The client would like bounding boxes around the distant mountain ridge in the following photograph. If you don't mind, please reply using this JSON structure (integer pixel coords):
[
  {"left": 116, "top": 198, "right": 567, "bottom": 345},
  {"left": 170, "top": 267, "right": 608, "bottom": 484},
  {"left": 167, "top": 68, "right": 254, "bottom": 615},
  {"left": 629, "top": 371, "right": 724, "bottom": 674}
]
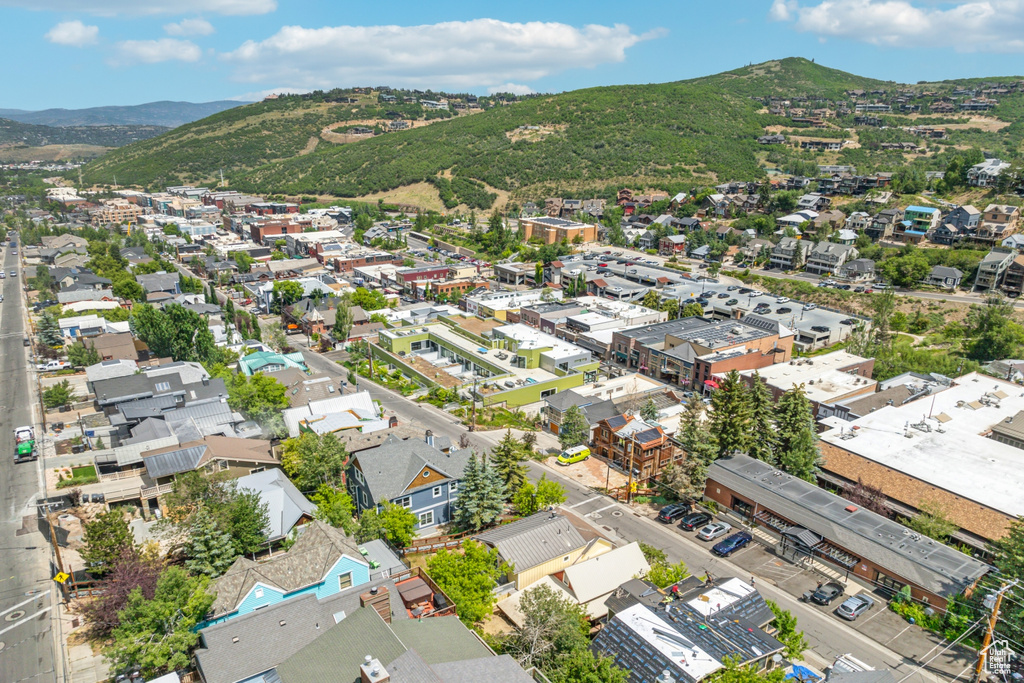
[{"left": 0, "top": 100, "right": 247, "bottom": 128}]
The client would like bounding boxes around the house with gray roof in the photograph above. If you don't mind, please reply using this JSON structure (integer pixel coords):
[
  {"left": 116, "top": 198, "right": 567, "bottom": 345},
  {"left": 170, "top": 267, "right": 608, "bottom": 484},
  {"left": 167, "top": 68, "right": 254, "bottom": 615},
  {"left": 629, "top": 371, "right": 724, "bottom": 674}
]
[
  {"left": 141, "top": 435, "right": 278, "bottom": 485},
  {"left": 770, "top": 236, "right": 812, "bottom": 270},
  {"left": 805, "top": 241, "right": 859, "bottom": 275},
  {"left": 234, "top": 468, "right": 316, "bottom": 542},
  {"left": 925, "top": 265, "right": 963, "bottom": 290},
  {"left": 837, "top": 258, "right": 875, "bottom": 282},
  {"left": 473, "top": 511, "right": 613, "bottom": 590},
  {"left": 348, "top": 432, "right": 470, "bottom": 532},
  {"left": 136, "top": 271, "right": 181, "bottom": 295}
]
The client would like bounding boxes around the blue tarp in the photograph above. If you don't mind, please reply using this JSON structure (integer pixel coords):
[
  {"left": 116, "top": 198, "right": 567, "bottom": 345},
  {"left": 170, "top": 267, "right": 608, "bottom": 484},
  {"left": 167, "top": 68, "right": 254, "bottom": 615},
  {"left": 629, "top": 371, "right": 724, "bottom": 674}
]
[{"left": 786, "top": 665, "right": 821, "bottom": 682}]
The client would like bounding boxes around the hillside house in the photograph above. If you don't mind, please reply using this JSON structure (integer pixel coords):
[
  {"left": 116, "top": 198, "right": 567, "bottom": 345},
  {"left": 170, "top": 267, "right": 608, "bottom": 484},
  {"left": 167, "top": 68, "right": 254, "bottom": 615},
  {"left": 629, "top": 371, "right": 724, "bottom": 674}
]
[
  {"left": 770, "top": 237, "right": 812, "bottom": 270},
  {"left": 804, "top": 242, "right": 859, "bottom": 276}
]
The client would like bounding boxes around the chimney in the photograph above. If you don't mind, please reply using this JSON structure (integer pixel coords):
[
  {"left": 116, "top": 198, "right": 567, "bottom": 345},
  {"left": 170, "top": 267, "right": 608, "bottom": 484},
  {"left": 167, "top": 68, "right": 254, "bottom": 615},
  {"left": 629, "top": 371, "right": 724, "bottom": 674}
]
[
  {"left": 360, "top": 656, "right": 390, "bottom": 683},
  {"left": 425, "top": 429, "right": 434, "bottom": 447}
]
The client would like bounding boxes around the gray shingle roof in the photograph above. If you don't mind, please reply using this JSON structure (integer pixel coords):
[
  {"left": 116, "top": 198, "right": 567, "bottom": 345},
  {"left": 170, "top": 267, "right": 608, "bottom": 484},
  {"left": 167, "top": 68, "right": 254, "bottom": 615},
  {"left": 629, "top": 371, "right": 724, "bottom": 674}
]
[
  {"left": 351, "top": 435, "right": 471, "bottom": 503},
  {"left": 473, "top": 512, "right": 588, "bottom": 572},
  {"left": 430, "top": 655, "right": 533, "bottom": 683},
  {"left": 234, "top": 469, "right": 316, "bottom": 541}
]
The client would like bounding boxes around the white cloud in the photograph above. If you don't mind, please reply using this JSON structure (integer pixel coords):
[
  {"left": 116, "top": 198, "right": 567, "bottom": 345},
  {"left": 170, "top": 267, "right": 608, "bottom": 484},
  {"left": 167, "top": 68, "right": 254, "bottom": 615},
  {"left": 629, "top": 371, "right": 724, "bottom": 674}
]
[
  {"left": 164, "top": 18, "right": 215, "bottom": 36},
  {"left": 45, "top": 19, "right": 99, "bottom": 46},
  {"left": 0, "top": 0, "right": 272, "bottom": 15},
  {"left": 221, "top": 19, "right": 657, "bottom": 91},
  {"left": 770, "top": 0, "right": 1024, "bottom": 52},
  {"left": 487, "top": 83, "right": 535, "bottom": 96},
  {"left": 113, "top": 38, "right": 202, "bottom": 64}
]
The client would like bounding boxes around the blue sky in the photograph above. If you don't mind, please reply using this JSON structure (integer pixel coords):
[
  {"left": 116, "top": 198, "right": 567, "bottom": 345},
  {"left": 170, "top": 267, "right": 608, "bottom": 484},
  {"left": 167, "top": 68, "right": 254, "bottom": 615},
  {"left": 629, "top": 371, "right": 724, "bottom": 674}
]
[{"left": 4, "top": 0, "right": 1024, "bottom": 110}]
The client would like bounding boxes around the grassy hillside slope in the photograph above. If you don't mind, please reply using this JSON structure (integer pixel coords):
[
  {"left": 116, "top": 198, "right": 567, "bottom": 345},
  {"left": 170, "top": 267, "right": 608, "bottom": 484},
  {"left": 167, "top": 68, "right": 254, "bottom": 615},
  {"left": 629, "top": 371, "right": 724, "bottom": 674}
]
[{"left": 82, "top": 58, "right": 1024, "bottom": 204}]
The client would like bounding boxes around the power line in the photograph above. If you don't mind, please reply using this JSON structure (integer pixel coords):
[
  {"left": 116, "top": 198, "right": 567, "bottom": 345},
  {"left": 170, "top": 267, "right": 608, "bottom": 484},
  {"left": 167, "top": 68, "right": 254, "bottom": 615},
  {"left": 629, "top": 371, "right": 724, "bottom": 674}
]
[{"left": 895, "top": 617, "right": 984, "bottom": 683}]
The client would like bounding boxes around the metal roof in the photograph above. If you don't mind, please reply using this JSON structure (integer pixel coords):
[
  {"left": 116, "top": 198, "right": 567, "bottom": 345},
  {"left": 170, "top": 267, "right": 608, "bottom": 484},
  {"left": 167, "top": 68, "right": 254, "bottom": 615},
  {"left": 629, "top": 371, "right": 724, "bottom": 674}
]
[
  {"left": 707, "top": 456, "right": 990, "bottom": 597},
  {"left": 473, "top": 512, "right": 588, "bottom": 572},
  {"left": 142, "top": 444, "right": 207, "bottom": 478}
]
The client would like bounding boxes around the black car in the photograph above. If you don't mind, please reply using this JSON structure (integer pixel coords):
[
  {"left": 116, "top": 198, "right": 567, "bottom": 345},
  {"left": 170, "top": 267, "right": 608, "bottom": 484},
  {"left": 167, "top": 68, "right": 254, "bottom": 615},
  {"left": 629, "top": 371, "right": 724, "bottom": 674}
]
[
  {"left": 727, "top": 285, "right": 740, "bottom": 291},
  {"left": 840, "top": 318, "right": 857, "bottom": 326},
  {"left": 696, "top": 298, "right": 710, "bottom": 306},
  {"left": 777, "top": 307, "right": 792, "bottom": 314},
  {"left": 678, "top": 511, "right": 713, "bottom": 531},
  {"left": 811, "top": 325, "right": 830, "bottom": 333},
  {"left": 738, "top": 287, "right": 752, "bottom": 294},
  {"left": 718, "top": 292, "right": 730, "bottom": 299},
  {"left": 657, "top": 503, "right": 691, "bottom": 523},
  {"left": 811, "top": 582, "right": 845, "bottom": 605}
]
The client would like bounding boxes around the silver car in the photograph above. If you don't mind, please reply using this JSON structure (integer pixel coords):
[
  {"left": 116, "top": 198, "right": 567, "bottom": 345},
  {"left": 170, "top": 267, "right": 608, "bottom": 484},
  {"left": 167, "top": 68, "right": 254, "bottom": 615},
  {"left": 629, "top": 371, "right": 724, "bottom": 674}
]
[
  {"left": 696, "top": 521, "right": 732, "bottom": 541},
  {"left": 836, "top": 594, "right": 875, "bottom": 620}
]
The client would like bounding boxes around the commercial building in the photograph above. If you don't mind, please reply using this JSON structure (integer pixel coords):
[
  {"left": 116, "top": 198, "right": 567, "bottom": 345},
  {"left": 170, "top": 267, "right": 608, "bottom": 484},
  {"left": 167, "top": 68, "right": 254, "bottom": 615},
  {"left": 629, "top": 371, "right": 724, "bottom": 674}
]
[
  {"left": 817, "top": 372, "right": 1024, "bottom": 552},
  {"left": 593, "top": 414, "right": 680, "bottom": 482},
  {"left": 740, "top": 351, "right": 876, "bottom": 416},
  {"left": 519, "top": 216, "right": 598, "bottom": 244},
  {"left": 462, "top": 288, "right": 562, "bottom": 321},
  {"left": 704, "top": 455, "right": 990, "bottom": 609}
]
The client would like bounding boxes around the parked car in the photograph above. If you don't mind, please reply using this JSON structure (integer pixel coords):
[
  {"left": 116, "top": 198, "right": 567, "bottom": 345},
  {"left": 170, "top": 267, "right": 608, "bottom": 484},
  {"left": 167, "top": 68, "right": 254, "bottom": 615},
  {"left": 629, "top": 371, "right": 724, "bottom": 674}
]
[
  {"left": 718, "top": 292, "right": 730, "bottom": 299},
  {"left": 803, "top": 303, "right": 817, "bottom": 310},
  {"left": 811, "top": 325, "right": 830, "bottom": 333},
  {"left": 712, "top": 531, "right": 753, "bottom": 556},
  {"left": 727, "top": 285, "right": 740, "bottom": 291},
  {"left": 678, "top": 511, "right": 713, "bottom": 531},
  {"left": 836, "top": 594, "right": 875, "bottom": 620},
  {"left": 840, "top": 318, "right": 857, "bottom": 326},
  {"left": 726, "top": 299, "right": 739, "bottom": 306},
  {"left": 696, "top": 521, "right": 732, "bottom": 541},
  {"left": 704, "top": 290, "right": 717, "bottom": 297},
  {"left": 776, "top": 297, "right": 790, "bottom": 304},
  {"left": 811, "top": 582, "right": 845, "bottom": 605},
  {"left": 37, "top": 360, "right": 71, "bottom": 372},
  {"left": 777, "top": 307, "right": 792, "bottom": 314},
  {"left": 738, "top": 287, "right": 752, "bottom": 294},
  {"left": 657, "top": 503, "right": 691, "bottom": 524},
  {"left": 749, "top": 291, "right": 763, "bottom": 297}
]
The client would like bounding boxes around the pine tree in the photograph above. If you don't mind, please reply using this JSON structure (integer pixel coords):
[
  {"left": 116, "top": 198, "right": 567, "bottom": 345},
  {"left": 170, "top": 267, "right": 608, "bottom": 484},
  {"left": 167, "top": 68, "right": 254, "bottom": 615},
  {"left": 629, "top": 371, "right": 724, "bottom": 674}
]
[
  {"left": 640, "top": 397, "right": 659, "bottom": 422},
  {"left": 184, "top": 508, "right": 238, "bottom": 577},
  {"left": 747, "top": 373, "right": 779, "bottom": 465},
  {"left": 37, "top": 311, "right": 63, "bottom": 347},
  {"left": 776, "top": 384, "right": 820, "bottom": 481},
  {"left": 453, "top": 453, "right": 505, "bottom": 531},
  {"left": 558, "top": 405, "right": 590, "bottom": 450},
  {"left": 678, "top": 397, "right": 718, "bottom": 467},
  {"left": 708, "top": 370, "right": 751, "bottom": 459},
  {"left": 491, "top": 430, "right": 528, "bottom": 494}
]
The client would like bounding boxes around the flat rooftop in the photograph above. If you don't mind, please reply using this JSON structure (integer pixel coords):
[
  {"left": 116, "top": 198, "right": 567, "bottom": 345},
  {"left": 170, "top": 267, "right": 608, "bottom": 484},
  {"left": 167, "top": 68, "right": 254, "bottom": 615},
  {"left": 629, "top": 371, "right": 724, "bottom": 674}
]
[
  {"left": 709, "top": 455, "right": 990, "bottom": 598},
  {"left": 493, "top": 322, "right": 586, "bottom": 357},
  {"left": 444, "top": 315, "right": 503, "bottom": 337},
  {"left": 742, "top": 351, "right": 876, "bottom": 403},
  {"left": 820, "top": 372, "right": 1024, "bottom": 518}
]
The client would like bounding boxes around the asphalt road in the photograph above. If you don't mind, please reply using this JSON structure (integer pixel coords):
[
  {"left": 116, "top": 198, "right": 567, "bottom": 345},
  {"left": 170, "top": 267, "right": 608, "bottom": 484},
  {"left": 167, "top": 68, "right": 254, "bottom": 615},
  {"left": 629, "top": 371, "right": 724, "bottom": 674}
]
[{"left": 0, "top": 246, "right": 57, "bottom": 683}]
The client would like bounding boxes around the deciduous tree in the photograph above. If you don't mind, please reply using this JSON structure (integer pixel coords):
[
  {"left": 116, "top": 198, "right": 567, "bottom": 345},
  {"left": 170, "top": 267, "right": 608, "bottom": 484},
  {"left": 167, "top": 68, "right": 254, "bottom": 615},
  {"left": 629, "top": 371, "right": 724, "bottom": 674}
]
[
  {"left": 903, "top": 501, "right": 958, "bottom": 543},
  {"left": 356, "top": 502, "right": 418, "bottom": 547},
  {"left": 281, "top": 431, "right": 349, "bottom": 491},
  {"left": 311, "top": 485, "right": 356, "bottom": 533},
  {"left": 427, "top": 541, "right": 507, "bottom": 625}
]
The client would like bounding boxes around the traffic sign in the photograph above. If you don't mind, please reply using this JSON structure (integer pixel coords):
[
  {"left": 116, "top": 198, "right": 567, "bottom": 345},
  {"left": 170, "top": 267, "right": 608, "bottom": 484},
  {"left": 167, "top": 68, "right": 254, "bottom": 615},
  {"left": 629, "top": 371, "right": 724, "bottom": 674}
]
[{"left": 53, "top": 572, "right": 70, "bottom": 584}]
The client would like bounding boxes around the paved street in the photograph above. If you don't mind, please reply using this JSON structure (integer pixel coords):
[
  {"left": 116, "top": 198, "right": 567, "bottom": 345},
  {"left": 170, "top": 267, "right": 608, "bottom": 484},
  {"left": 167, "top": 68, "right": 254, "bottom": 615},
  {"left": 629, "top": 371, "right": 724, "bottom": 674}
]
[{"left": 0, "top": 246, "right": 58, "bottom": 683}]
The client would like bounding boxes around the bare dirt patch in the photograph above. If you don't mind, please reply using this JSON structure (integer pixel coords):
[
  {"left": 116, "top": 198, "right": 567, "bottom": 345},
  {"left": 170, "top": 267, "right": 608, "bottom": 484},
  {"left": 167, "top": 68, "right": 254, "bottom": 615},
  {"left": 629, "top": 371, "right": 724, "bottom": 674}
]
[
  {"left": 298, "top": 136, "right": 319, "bottom": 155},
  {"left": 505, "top": 124, "right": 566, "bottom": 143}
]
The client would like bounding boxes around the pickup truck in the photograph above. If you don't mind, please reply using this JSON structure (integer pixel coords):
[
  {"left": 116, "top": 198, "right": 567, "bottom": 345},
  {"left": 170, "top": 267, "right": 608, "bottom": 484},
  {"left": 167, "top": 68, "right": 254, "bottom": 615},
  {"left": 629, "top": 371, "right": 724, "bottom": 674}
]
[
  {"left": 14, "top": 425, "right": 36, "bottom": 463},
  {"left": 36, "top": 360, "right": 72, "bottom": 372}
]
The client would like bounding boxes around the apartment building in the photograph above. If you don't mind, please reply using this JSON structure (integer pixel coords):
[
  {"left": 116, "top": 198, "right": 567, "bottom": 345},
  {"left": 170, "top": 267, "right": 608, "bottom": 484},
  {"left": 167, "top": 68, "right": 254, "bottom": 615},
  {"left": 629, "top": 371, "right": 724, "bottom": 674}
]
[{"left": 519, "top": 216, "right": 598, "bottom": 245}]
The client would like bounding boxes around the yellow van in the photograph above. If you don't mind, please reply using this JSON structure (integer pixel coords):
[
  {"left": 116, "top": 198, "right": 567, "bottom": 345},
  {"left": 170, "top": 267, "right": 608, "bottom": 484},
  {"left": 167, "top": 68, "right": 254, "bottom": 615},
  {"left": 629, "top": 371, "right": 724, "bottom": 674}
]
[{"left": 557, "top": 445, "right": 591, "bottom": 466}]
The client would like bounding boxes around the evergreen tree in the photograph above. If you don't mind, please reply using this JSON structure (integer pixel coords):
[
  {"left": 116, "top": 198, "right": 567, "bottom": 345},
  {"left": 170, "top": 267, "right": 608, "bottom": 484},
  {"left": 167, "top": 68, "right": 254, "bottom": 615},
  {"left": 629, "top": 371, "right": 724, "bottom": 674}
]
[
  {"left": 453, "top": 453, "right": 506, "bottom": 531},
  {"left": 249, "top": 312, "right": 262, "bottom": 341},
  {"left": 708, "top": 370, "right": 751, "bottom": 459},
  {"left": 746, "top": 373, "right": 779, "bottom": 465},
  {"left": 184, "top": 508, "right": 238, "bottom": 577},
  {"left": 37, "top": 311, "right": 63, "bottom": 347},
  {"left": 639, "top": 397, "right": 659, "bottom": 422},
  {"left": 491, "top": 430, "right": 528, "bottom": 494},
  {"left": 81, "top": 510, "right": 135, "bottom": 576},
  {"left": 678, "top": 397, "right": 718, "bottom": 467},
  {"left": 775, "top": 384, "right": 820, "bottom": 481}
]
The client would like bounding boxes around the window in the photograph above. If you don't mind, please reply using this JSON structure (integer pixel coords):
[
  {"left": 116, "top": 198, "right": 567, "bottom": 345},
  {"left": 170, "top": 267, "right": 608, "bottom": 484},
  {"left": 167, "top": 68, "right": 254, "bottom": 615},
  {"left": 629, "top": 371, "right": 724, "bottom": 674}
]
[
  {"left": 422, "top": 470, "right": 430, "bottom": 478},
  {"left": 875, "top": 570, "right": 906, "bottom": 595},
  {"left": 360, "top": 491, "right": 368, "bottom": 507},
  {"left": 450, "top": 481, "right": 458, "bottom": 492},
  {"left": 563, "top": 556, "right": 570, "bottom": 562},
  {"left": 154, "top": 381, "right": 171, "bottom": 392},
  {"left": 338, "top": 572, "right": 353, "bottom": 590},
  {"left": 419, "top": 511, "right": 434, "bottom": 527},
  {"left": 354, "top": 469, "right": 364, "bottom": 485},
  {"left": 396, "top": 496, "right": 412, "bottom": 509},
  {"left": 249, "top": 467, "right": 265, "bottom": 474},
  {"left": 254, "top": 588, "right": 264, "bottom": 598},
  {"left": 433, "top": 486, "right": 442, "bottom": 498},
  {"left": 411, "top": 341, "right": 423, "bottom": 351}
]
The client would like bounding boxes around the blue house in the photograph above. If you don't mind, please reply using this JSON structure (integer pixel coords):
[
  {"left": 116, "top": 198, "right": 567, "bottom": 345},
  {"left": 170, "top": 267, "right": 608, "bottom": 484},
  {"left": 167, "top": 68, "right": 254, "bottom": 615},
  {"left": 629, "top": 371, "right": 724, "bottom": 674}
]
[
  {"left": 348, "top": 431, "right": 470, "bottom": 532},
  {"left": 944, "top": 205, "right": 982, "bottom": 233},
  {"left": 201, "top": 520, "right": 403, "bottom": 627}
]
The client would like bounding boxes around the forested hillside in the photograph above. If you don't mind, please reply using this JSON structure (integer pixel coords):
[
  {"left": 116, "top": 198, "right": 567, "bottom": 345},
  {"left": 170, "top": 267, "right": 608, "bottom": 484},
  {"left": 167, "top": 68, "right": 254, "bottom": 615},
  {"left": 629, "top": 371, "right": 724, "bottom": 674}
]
[{"left": 80, "top": 58, "right": 1024, "bottom": 205}]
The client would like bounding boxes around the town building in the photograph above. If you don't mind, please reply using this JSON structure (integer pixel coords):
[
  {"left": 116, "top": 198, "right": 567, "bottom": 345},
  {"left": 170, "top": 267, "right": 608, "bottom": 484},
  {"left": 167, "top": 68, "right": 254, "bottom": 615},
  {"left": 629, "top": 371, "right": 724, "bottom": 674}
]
[
  {"left": 519, "top": 216, "right": 598, "bottom": 244},
  {"left": 594, "top": 414, "right": 680, "bottom": 483},
  {"left": 740, "top": 351, "right": 876, "bottom": 416}
]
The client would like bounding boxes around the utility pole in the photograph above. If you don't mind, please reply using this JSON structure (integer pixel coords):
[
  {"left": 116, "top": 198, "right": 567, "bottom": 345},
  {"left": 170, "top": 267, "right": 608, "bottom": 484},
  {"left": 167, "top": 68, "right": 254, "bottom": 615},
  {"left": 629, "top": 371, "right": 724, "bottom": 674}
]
[
  {"left": 975, "top": 581, "right": 1018, "bottom": 682},
  {"left": 469, "top": 373, "right": 478, "bottom": 432}
]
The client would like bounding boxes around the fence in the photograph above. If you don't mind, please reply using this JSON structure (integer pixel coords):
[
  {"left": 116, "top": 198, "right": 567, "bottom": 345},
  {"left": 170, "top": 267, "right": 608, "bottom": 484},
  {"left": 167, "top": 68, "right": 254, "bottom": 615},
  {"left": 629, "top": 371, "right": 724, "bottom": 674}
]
[{"left": 401, "top": 529, "right": 476, "bottom": 555}]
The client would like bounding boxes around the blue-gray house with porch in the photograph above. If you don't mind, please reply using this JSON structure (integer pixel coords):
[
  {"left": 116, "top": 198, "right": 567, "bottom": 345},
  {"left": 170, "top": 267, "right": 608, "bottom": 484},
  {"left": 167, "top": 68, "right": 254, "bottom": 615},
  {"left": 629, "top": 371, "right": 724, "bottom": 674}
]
[{"left": 347, "top": 431, "right": 470, "bottom": 532}]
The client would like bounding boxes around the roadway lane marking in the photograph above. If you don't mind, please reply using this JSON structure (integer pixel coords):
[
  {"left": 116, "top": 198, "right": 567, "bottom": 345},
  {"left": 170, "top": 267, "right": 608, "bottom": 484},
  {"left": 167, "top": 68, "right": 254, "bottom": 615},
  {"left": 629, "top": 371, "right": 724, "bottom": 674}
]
[
  {"left": 0, "top": 606, "right": 51, "bottom": 638},
  {"left": 884, "top": 623, "right": 912, "bottom": 646},
  {"left": 568, "top": 495, "right": 602, "bottom": 509},
  {"left": 0, "top": 592, "right": 47, "bottom": 620},
  {"left": 587, "top": 503, "right": 619, "bottom": 516}
]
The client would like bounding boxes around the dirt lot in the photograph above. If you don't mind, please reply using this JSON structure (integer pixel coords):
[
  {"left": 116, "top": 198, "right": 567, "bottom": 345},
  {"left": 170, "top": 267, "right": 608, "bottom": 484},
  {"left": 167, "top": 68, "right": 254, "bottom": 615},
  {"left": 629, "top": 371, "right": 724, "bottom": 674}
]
[{"left": 543, "top": 454, "right": 628, "bottom": 490}]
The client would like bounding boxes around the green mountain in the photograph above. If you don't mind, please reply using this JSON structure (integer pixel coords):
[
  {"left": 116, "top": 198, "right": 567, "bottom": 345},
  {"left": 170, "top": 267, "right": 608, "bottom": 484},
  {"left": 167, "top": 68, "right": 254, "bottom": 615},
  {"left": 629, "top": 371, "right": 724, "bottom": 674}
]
[
  {"left": 80, "top": 58, "right": 1024, "bottom": 207},
  {"left": 0, "top": 118, "right": 169, "bottom": 147}
]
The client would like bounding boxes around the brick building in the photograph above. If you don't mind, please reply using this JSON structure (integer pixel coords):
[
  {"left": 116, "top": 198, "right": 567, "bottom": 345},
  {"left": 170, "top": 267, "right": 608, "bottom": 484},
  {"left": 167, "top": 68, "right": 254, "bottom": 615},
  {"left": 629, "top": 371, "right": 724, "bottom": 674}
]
[{"left": 593, "top": 414, "right": 680, "bottom": 483}]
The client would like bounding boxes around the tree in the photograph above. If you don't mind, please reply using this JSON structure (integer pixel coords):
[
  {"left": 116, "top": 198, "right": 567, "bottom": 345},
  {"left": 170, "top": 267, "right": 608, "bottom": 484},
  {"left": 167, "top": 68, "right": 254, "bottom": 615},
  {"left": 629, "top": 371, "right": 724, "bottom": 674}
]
[
  {"left": 226, "top": 488, "right": 269, "bottom": 555},
  {"left": 678, "top": 397, "right": 718, "bottom": 472},
  {"left": 766, "top": 600, "right": 808, "bottom": 659},
  {"left": 37, "top": 310, "right": 63, "bottom": 347},
  {"left": 280, "top": 431, "right": 349, "bottom": 491},
  {"left": 513, "top": 475, "right": 567, "bottom": 516},
  {"left": 265, "top": 321, "right": 288, "bottom": 352},
  {"left": 351, "top": 287, "right": 388, "bottom": 311},
  {"left": 997, "top": 516, "right": 1024, "bottom": 579},
  {"left": 452, "top": 453, "right": 506, "bottom": 532},
  {"left": 81, "top": 510, "right": 135, "bottom": 577},
  {"left": 709, "top": 371, "right": 751, "bottom": 459},
  {"left": 544, "top": 648, "right": 628, "bottom": 683},
  {"left": 965, "top": 297, "right": 1024, "bottom": 362},
  {"left": 535, "top": 262, "right": 544, "bottom": 285},
  {"left": 681, "top": 302, "right": 705, "bottom": 318},
  {"left": 67, "top": 341, "right": 101, "bottom": 368},
  {"left": 558, "top": 405, "right": 589, "bottom": 450},
  {"left": 249, "top": 311, "right": 262, "bottom": 341},
  {"left": 501, "top": 583, "right": 590, "bottom": 669},
  {"left": 81, "top": 547, "right": 163, "bottom": 638},
  {"left": 184, "top": 508, "right": 238, "bottom": 577},
  {"left": 646, "top": 559, "right": 690, "bottom": 588},
  {"left": 228, "top": 373, "right": 290, "bottom": 438},
  {"left": 656, "top": 461, "right": 703, "bottom": 502},
  {"left": 356, "top": 502, "right": 418, "bottom": 547},
  {"left": 271, "top": 279, "right": 304, "bottom": 312},
  {"left": 105, "top": 567, "right": 214, "bottom": 679},
  {"left": 843, "top": 478, "right": 891, "bottom": 517},
  {"left": 491, "top": 430, "right": 528, "bottom": 493},
  {"left": 639, "top": 542, "right": 667, "bottom": 565},
  {"left": 746, "top": 374, "right": 779, "bottom": 465},
  {"left": 427, "top": 541, "right": 507, "bottom": 625},
  {"left": 232, "top": 250, "right": 254, "bottom": 273},
  {"left": 42, "top": 379, "right": 77, "bottom": 409},
  {"left": 775, "top": 385, "right": 819, "bottom": 481},
  {"left": 879, "top": 250, "right": 931, "bottom": 288},
  {"left": 903, "top": 501, "right": 958, "bottom": 543},
  {"left": 130, "top": 304, "right": 217, "bottom": 363},
  {"left": 333, "top": 294, "right": 354, "bottom": 342},
  {"left": 641, "top": 289, "right": 661, "bottom": 310},
  {"left": 311, "top": 485, "right": 356, "bottom": 533},
  {"left": 709, "top": 658, "right": 786, "bottom": 683}
]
